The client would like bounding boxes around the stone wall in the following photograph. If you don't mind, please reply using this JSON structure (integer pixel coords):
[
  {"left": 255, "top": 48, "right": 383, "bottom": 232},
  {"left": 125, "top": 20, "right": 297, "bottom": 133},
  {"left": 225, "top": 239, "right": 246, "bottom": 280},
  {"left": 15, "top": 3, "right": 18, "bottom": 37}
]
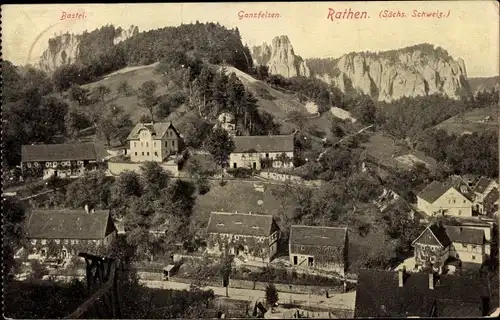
[{"left": 107, "top": 161, "right": 179, "bottom": 176}]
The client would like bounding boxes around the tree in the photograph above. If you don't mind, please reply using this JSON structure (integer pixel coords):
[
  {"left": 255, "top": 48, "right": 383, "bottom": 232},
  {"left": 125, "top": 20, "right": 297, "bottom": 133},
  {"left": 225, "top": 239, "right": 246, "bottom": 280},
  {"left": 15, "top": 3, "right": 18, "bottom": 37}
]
[
  {"left": 220, "top": 255, "right": 233, "bottom": 297},
  {"left": 138, "top": 80, "right": 159, "bottom": 121},
  {"left": 204, "top": 128, "right": 235, "bottom": 181},
  {"left": 65, "top": 170, "right": 113, "bottom": 208},
  {"left": 97, "top": 117, "right": 115, "bottom": 146},
  {"left": 68, "top": 84, "right": 89, "bottom": 105},
  {"left": 352, "top": 95, "right": 376, "bottom": 124},
  {"left": 139, "top": 161, "right": 171, "bottom": 196},
  {"left": 46, "top": 174, "right": 61, "bottom": 192},
  {"left": 117, "top": 80, "right": 134, "bottom": 96},
  {"left": 265, "top": 283, "right": 279, "bottom": 308},
  {"left": 65, "top": 109, "right": 92, "bottom": 138},
  {"left": 92, "top": 84, "right": 111, "bottom": 103},
  {"left": 3, "top": 197, "right": 27, "bottom": 276},
  {"left": 287, "top": 110, "right": 309, "bottom": 132}
]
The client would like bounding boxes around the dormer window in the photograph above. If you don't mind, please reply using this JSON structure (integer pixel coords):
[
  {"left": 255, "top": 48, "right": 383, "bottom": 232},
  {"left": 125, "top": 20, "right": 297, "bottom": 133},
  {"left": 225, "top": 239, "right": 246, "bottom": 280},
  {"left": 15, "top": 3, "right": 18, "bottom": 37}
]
[
  {"left": 234, "top": 222, "right": 242, "bottom": 225},
  {"left": 217, "top": 223, "right": 225, "bottom": 227}
]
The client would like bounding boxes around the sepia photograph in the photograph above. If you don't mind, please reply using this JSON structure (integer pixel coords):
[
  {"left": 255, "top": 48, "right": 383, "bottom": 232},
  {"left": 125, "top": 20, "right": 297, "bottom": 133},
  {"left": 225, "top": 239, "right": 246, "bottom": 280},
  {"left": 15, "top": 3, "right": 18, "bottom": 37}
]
[{"left": 2, "top": 1, "right": 499, "bottom": 318}]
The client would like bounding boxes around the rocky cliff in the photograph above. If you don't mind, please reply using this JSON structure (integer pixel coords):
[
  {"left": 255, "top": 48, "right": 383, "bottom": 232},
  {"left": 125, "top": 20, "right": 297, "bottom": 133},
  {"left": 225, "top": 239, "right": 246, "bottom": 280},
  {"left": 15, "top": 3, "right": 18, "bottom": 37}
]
[
  {"left": 38, "top": 25, "right": 139, "bottom": 73},
  {"left": 307, "top": 44, "right": 471, "bottom": 102},
  {"left": 251, "top": 35, "right": 310, "bottom": 78}
]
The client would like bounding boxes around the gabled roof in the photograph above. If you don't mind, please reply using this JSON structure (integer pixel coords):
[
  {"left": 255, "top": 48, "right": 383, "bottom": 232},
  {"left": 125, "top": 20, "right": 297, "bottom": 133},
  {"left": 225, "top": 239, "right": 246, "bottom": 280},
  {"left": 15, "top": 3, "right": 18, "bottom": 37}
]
[
  {"left": 127, "top": 122, "right": 178, "bottom": 140},
  {"left": 413, "top": 222, "right": 486, "bottom": 247},
  {"left": 289, "top": 225, "right": 347, "bottom": 247},
  {"left": 206, "top": 212, "right": 278, "bottom": 237},
  {"left": 417, "top": 176, "right": 475, "bottom": 204},
  {"left": 354, "top": 269, "right": 488, "bottom": 318},
  {"left": 417, "top": 181, "right": 449, "bottom": 203},
  {"left": 412, "top": 223, "right": 451, "bottom": 248},
  {"left": 21, "top": 143, "right": 97, "bottom": 162},
  {"left": 444, "top": 225, "right": 485, "bottom": 245},
  {"left": 232, "top": 135, "right": 294, "bottom": 153},
  {"left": 26, "top": 209, "right": 113, "bottom": 240},
  {"left": 474, "top": 177, "right": 495, "bottom": 194}
]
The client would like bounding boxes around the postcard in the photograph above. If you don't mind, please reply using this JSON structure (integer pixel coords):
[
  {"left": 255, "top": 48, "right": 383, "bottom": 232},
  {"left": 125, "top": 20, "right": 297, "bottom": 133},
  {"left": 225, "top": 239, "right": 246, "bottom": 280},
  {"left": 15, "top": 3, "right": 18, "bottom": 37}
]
[{"left": 2, "top": 2, "right": 499, "bottom": 319}]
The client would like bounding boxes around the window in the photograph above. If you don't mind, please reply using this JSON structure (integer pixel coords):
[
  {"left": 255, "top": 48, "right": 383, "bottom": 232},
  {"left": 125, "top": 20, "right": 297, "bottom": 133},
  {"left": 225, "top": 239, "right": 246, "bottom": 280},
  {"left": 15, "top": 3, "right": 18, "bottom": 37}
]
[
  {"left": 165, "top": 141, "right": 168, "bottom": 147},
  {"left": 141, "top": 142, "right": 143, "bottom": 147},
  {"left": 134, "top": 142, "right": 137, "bottom": 147},
  {"left": 142, "top": 152, "right": 145, "bottom": 156},
  {"left": 147, "top": 152, "right": 150, "bottom": 156},
  {"left": 463, "top": 200, "right": 466, "bottom": 203},
  {"left": 453, "top": 199, "right": 456, "bottom": 204},
  {"left": 155, "top": 152, "right": 158, "bottom": 156},
  {"left": 458, "top": 210, "right": 461, "bottom": 215},
  {"left": 472, "top": 255, "right": 476, "bottom": 260},
  {"left": 135, "top": 152, "right": 138, "bottom": 156},
  {"left": 462, "top": 244, "right": 467, "bottom": 248},
  {"left": 146, "top": 142, "right": 149, "bottom": 147},
  {"left": 171, "top": 141, "right": 175, "bottom": 147},
  {"left": 154, "top": 142, "right": 156, "bottom": 147}
]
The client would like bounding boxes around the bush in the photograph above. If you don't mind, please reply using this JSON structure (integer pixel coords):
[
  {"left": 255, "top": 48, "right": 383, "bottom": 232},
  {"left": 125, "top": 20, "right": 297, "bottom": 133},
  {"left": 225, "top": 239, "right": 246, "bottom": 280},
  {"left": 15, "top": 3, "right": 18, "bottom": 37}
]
[
  {"left": 226, "top": 167, "right": 254, "bottom": 178},
  {"left": 196, "top": 178, "right": 210, "bottom": 195}
]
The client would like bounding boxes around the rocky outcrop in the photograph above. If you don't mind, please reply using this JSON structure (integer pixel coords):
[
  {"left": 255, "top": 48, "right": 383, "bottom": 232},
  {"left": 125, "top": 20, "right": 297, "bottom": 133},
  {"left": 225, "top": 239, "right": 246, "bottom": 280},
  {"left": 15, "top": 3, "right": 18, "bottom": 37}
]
[
  {"left": 251, "top": 35, "right": 310, "bottom": 78},
  {"left": 309, "top": 44, "right": 471, "bottom": 102},
  {"left": 38, "top": 25, "right": 139, "bottom": 73}
]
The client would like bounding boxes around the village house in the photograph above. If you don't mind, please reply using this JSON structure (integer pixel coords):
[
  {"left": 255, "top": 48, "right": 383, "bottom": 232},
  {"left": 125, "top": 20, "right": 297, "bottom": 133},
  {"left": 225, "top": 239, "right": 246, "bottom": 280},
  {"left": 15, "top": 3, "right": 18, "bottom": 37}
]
[
  {"left": 127, "top": 122, "right": 184, "bottom": 163},
  {"left": 354, "top": 269, "right": 490, "bottom": 318},
  {"left": 21, "top": 143, "right": 98, "bottom": 180},
  {"left": 229, "top": 135, "right": 295, "bottom": 170},
  {"left": 472, "top": 177, "right": 499, "bottom": 215},
  {"left": 26, "top": 205, "right": 117, "bottom": 261},
  {"left": 206, "top": 212, "right": 280, "bottom": 263},
  {"left": 411, "top": 222, "right": 491, "bottom": 271},
  {"left": 288, "top": 225, "right": 348, "bottom": 276},
  {"left": 417, "top": 175, "right": 476, "bottom": 217}
]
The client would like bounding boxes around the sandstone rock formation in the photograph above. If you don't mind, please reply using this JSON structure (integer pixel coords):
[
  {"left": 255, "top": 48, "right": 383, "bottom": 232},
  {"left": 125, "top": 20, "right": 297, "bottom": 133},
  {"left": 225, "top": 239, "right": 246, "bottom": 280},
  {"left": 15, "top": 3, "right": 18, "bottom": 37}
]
[
  {"left": 38, "top": 25, "right": 139, "bottom": 73},
  {"left": 310, "top": 44, "right": 471, "bottom": 102},
  {"left": 251, "top": 35, "right": 310, "bottom": 78}
]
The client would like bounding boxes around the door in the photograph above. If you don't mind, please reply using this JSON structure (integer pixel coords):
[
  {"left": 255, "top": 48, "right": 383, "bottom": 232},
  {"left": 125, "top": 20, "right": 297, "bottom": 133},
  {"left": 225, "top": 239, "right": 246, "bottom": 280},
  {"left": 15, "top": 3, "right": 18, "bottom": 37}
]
[
  {"left": 293, "top": 256, "right": 298, "bottom": 265},
  {"left": 253, "top": 162, "right": 257, "bottom": 169},
  {"left": 308, "top": 257, "right": 314, "bottom": 267},
  {"left": 233, "top": 163, "right": 237, "bottom": 168}
]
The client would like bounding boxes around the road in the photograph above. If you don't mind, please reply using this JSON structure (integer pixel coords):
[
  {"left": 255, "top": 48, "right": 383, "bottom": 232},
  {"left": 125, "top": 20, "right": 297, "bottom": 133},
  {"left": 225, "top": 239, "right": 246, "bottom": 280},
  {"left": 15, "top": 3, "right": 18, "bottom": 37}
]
[{"left": 139, "top": 279, "right": 356, "bottom": 310}]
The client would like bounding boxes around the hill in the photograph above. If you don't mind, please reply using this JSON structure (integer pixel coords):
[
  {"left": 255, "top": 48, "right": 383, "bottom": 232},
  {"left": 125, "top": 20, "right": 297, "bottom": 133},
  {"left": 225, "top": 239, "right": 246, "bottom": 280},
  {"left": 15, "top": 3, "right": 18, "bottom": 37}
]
[
  {"left": 221, "top": 65, "right": 334, "bottom": 135},
  {"left": 433, "top": 105, "right": 498, "bottom": 135},
  {"left": 80, "top": 63, "right": 166, "bottom": 122},
  {"left": 468, "top": 76, "right": 500, "bottom": 93}
]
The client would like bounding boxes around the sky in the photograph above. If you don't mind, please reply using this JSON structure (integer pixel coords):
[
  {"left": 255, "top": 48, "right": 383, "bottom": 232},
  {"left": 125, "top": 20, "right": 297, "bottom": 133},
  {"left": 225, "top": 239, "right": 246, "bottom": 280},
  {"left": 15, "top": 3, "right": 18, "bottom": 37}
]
[{"left": 3, "top": 1, "right": 499, "bottom": 77}]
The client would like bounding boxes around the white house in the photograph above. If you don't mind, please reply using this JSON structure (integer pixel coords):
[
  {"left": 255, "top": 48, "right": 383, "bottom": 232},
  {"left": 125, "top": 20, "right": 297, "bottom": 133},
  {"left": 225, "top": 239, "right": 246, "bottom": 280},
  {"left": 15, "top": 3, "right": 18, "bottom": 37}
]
[{"left": 229, "top": 135, "right": 295, "bottom": 170}]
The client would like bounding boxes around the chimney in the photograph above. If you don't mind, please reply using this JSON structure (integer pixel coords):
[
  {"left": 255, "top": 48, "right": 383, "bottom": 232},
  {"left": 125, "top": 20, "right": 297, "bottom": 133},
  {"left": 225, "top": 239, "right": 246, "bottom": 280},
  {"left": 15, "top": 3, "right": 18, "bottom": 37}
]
[
  {"left": 84, "top": 204, "right": 89, "bottom": 213},
  {"left": 429, "top": 272, "right": 434, "bottom": 290}
]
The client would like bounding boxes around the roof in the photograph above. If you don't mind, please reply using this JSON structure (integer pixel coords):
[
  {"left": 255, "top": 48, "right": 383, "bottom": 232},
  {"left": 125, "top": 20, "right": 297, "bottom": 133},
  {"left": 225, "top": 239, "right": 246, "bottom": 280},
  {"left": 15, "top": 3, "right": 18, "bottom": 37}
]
[
  {"left": 474, "top": 177, "right": 494, "bottom": 194},
  {"left": 21, "top": 143, "right": 97, "bottom": 162},
  {"left": 417, "top": 176, "right": 475, "bottom": 204},
  {"left": 413, "top": 222, "right": 485, "bottom": 247},
  {"left": 26, "top": 209, "right": 112, "bottom": 240},
  {"left": 232, "top": 135, "right": 294, "bottom": 153},
  {"left": 354, "top": 269, "right": 488, "bottom": 318},
  {"left": 289, "top": 225, "right": 347, "bottom": 247},
  {"left": 444, "top": 225, "right": 485, "bottom": 245},
  {"left": 126, "top": 122, "right": 176, "bottom": 140},
  {"left": 206, "top": 212, "right": 278, "bottom": 237},
  {"left": 417, "top": 181, "right": 449, "bottom": 203}
]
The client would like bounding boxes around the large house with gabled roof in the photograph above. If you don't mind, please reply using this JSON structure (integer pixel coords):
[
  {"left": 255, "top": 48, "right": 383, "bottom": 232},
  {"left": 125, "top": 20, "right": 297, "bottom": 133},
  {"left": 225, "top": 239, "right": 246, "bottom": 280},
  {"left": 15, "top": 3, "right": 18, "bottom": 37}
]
[
  {"left": 412, "top": 221, "right": 491, "bottom": 270},
  {"left": 26, "top": 205, "right": 117, "bottom": 260},
  {"left": 127, "top": 122, "right": 184, "bottom": 162},
  {"left": 289, "top": 225, "right": 348, "bottom": 276},
  {"left": 417, "top": 175, "right": 476, "bottom": 217},
  {"left": 229, "top": 135, "right": 295, "bottom": 170},
  {"left": 21, "top": 143, "right": 98, "bottom": 179},
  {"left": 205, "top": 212, "right": 280, "bottom": 262}
]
